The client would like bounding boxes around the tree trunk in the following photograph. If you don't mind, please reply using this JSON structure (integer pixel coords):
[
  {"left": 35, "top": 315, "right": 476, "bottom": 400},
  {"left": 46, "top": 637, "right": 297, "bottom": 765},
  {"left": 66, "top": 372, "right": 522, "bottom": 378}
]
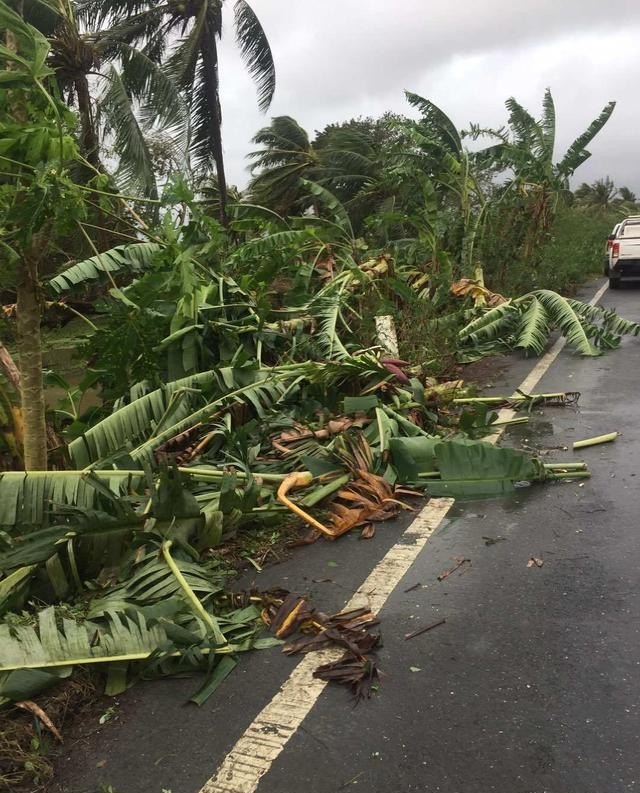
[
  {"left": 200, "top": 23, "right": 228, "bottom": 227},
  {"left": 16, "top": 252, "right": 47, "bottom": 470},
  {"left": 75, "top": 74, "right": 101, "bottom": 171}
]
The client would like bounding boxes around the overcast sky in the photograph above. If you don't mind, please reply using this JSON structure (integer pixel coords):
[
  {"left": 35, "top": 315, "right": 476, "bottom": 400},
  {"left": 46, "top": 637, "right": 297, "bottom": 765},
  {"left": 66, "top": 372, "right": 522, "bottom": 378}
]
[{"left": 217, "top": 0, "right": 640, "bottom": 192}]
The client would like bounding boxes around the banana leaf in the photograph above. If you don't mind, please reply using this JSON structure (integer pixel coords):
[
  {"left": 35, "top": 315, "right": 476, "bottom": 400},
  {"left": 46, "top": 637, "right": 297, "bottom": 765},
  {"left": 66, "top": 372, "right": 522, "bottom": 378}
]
[
  {"left": 428, "top": 438, "right": 543, "bottom": 497},
  {"left": 0, "top": 565, "right": 35, "bottom": 613},
  {"left": 0, "top": 607, "right": 168, "bottom": 672},
  {"left": 389, "top": 436, "right": 440, "bottom": 481},
  {"left": 390, "top": 437, "right": 546, "bottom": 497}
]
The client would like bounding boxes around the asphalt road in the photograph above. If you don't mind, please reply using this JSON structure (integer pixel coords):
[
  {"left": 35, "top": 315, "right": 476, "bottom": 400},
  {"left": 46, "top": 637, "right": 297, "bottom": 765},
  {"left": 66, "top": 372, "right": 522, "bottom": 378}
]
[{"left": 54, "top": 281, "right": 640, "bottom": 793}]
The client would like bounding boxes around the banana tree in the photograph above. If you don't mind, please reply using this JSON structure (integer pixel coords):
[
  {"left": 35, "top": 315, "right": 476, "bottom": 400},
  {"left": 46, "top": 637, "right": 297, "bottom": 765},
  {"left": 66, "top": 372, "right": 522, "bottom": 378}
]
[{"left": 466, "top": 89, "right": 615, "bottom": 259}]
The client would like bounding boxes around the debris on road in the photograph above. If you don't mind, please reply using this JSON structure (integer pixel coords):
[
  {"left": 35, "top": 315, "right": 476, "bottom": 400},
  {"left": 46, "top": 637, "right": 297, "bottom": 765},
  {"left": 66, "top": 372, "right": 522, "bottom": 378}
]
[
  {"left": 482, "top": 535, "right": 506, "bottom": 546},
  {"left": 404, "top": 618, "right": 446, "bottom": 640},
  {"left": 573, "top": 432, "right": 619, "bottom": 449},
  {"left": 437, "top": 558, "right": 471, "bottom": 581},
  {"left": 265, "top": 597, "right": 384, "bottom": 700},
  {"left": 314, "top": 652, "right": 383, "bottom": 701},
  {"left": 527, "top": 557, "right": 545, "bottom": 568}
]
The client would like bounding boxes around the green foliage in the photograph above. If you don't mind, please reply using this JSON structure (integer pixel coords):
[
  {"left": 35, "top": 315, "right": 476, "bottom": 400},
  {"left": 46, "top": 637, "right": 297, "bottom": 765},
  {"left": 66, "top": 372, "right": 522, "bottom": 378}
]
[
  {"left": 0, "top": 3, "right": 630, "bottom": 736},
  {"left": 459, "top": 286, "right": 640, "bottom": 359}
]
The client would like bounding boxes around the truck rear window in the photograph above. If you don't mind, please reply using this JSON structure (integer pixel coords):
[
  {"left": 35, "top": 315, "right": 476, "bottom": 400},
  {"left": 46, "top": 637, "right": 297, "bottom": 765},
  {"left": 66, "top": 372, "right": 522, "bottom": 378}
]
[{"left": 621, "top": 224, "right": 640, "bottom": 238}]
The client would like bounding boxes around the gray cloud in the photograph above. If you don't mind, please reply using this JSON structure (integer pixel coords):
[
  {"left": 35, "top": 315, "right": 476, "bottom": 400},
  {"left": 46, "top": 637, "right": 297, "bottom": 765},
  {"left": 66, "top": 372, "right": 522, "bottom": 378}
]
[{"left": 217, "top": 0, "right": 640, "bottom": 192}]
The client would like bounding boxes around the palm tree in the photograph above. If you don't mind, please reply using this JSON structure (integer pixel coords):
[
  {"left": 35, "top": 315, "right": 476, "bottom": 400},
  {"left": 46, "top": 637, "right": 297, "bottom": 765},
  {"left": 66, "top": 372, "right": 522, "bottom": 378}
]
[
  {"left": 82, "top": 0, "right": 276, "bottom": 224},
  {"left": 247, "top": 116, "right": 318, "bottom": 215},
  {"left": 574, "top": 176, "right": 617, "bottom": 209},
  {"left": 248, "top": 115, "right": 395, "bottom": 229},
  {"left": 10, "top": 0, "right": 184, "bottom": 195},
  {"left": 618, "top": 185, "right": 637, "bottom": 204}
]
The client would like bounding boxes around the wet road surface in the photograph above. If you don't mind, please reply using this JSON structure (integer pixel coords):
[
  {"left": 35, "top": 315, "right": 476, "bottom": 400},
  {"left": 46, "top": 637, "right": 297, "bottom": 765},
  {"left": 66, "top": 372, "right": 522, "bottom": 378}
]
[{"left": 54, "top": 281, "right": 640, "bottom": 793}]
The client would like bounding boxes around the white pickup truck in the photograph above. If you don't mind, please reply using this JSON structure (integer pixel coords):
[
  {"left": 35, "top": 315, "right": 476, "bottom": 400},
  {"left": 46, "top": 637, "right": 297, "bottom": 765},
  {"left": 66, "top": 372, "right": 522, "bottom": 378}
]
[{"left": 608, "top": 216, "right": 640, "bottom": 288}]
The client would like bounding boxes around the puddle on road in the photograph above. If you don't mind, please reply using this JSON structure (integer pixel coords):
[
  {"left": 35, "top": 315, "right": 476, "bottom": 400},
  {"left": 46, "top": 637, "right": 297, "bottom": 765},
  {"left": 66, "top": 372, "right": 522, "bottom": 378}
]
[{"left": 504, "top": 420, "right": 555, "bottom": 446}]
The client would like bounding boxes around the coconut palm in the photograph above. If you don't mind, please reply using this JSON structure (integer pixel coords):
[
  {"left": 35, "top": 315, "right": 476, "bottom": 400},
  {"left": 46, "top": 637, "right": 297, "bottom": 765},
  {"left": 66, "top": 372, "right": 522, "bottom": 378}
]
[
  {"left": 618, "top": 185, "right": 637, "bottom": 205},
  {"left": 574, "top": 176, "right": 618, "bottom": 209},
  {"left": 247, "top": 116, "right": 317, "bottom": 215},
  {"left": 9, "top": 0, "right": 184, "bottom": 195},
  {"left": 81, "top": 0, "right": 276, "bottom": 224}
]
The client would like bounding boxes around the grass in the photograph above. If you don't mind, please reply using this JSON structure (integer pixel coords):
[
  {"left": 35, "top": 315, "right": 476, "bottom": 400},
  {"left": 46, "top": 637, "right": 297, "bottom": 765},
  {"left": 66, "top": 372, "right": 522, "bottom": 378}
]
[
  {"left": 0, "top": 669, "right": 100, "bottom": 792},
  {"left": 501, "top": 206, "right": 621, "bottom": 297}
]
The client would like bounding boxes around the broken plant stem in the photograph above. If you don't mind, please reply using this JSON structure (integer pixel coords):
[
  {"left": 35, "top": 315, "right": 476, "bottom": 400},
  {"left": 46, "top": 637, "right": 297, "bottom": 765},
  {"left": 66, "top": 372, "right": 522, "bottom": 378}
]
[
  {"left": 299, "top": 473, "right": 351, "bottom": 507},
  {"left": 573, "top": 432, "right": 619, "bottom": 449},
  {"left": 543, "top": 462, "right": 588, "bottom": 470},
  {"left": 277, "top": 472, "right": 352, "bottom": 540},
  {"left": 404, "top": 618, "right": 446, "bottom": 640},
  {"left": 162, "top": 540, "right": 228, "bottom": 646}
]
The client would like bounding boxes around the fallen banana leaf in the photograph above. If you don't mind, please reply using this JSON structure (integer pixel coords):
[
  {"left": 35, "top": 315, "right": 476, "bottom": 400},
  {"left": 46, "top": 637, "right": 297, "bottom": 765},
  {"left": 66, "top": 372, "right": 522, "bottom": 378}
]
[
  {"left": 313, "top": 652, "right": 382, "bottom": 701},
  {"left": 267, "top": 594, "right": 312, "bottom": 639}
]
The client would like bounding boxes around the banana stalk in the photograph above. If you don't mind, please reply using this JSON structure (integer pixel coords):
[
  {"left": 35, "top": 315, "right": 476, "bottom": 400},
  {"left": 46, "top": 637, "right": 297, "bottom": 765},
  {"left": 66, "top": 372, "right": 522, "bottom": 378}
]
[{"left": 573, "top": 433, "right": 618, "bottom": 450}]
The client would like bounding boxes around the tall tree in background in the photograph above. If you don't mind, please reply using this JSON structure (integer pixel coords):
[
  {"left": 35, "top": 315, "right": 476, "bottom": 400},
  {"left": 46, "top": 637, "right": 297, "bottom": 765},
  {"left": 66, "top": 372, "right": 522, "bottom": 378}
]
[
  {"left": 574, "top": 176, "right": 618, "bottom": 209},
  {"left": 83, "top": 0, "right": 276, "bottom": 224},
  {"left": 248, "top": 115, "right": 317, "bottom": 215},
  {"left": 9, "top": 0, "right": 184, "bottom": 195}
]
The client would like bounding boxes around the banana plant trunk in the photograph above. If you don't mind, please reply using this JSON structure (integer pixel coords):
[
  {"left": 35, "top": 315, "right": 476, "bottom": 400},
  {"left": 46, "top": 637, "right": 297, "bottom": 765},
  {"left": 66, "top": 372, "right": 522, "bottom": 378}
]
[
  {"left": 16, "top": 252, "right": 47, "bottom": 470},
  {"left": 200, "top": 22, "right": 228, "bottom": 227}
]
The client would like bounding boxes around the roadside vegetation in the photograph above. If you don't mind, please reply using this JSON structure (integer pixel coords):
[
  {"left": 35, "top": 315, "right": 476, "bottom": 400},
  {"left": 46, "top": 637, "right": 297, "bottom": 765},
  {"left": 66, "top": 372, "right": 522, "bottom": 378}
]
[{"left": 1, "top": 2, "right": 640, "bottom": 789}]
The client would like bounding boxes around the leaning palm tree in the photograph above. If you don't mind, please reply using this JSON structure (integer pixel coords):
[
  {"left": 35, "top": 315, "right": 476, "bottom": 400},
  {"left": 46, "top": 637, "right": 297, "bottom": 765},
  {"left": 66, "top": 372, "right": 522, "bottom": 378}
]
[
  {"left": 10, "top": 0, "right": 184, "bottom": 196},
  {"left": 81, "top": 0, "right": 276, "bottom": 224},
  {"left": 618, "top": 186, "right": 637, "bottom": 205},
  {"left": 247, "top": 116, "right": 318, "bottom": 215}
]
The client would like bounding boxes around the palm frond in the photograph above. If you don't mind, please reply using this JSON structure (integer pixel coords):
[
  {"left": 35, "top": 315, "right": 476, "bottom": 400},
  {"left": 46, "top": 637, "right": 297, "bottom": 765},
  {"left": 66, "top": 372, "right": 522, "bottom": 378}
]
[
  {"left": 249, "top": 115, "right": 311, "bottom": 155},
  {"left": 100, "top": 65, "right": 158, "bottom": 196},
  {"left": 112, "top": 41, "right": 187, "bottom": 132},
  {"left": 234, "top": 0, "right": 275, "bottom": 112}
]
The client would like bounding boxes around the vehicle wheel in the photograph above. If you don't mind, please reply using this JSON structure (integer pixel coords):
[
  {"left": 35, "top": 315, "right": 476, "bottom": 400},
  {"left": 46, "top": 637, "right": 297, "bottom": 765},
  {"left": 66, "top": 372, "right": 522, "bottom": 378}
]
[{"left": 609, "top": 277, "right": 620, "bottom": 289}]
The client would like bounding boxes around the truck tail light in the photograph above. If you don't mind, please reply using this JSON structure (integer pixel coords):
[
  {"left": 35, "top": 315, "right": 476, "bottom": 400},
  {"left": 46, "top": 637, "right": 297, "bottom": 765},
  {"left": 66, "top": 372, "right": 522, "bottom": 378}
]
[
  {"left": 607, "top": 239, "right": 613, "bottom": 251},
  {"left": 612, "top": 242, "right": 620, "bottom": 258}
]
